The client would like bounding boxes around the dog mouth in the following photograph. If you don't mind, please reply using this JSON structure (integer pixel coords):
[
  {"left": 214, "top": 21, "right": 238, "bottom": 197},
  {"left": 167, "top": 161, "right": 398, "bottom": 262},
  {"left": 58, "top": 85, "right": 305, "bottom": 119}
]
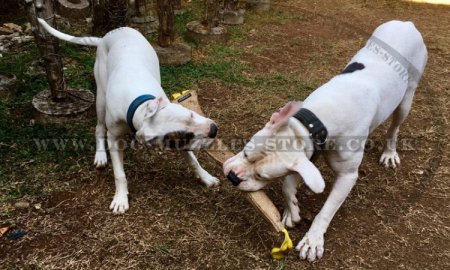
[{"left": 162, "top": 131, "right": 195, "bottom": 149}]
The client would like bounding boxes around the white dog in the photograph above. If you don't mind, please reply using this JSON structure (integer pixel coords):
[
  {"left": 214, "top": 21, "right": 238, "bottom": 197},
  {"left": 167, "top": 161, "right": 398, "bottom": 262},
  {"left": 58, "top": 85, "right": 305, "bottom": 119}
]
[
  {"left": 38, "top": 19, "right": 220, "bottom": 214},
  {"left": 223, "top": 21, "right": 427, "bottom": 261}
]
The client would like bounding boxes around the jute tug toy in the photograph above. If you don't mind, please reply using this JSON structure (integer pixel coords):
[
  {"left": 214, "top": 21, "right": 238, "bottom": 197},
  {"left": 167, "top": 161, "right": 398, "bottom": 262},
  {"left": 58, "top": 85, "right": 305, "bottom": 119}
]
[{"left": 172, "top": 90, "right": 293, "bottom": 259}]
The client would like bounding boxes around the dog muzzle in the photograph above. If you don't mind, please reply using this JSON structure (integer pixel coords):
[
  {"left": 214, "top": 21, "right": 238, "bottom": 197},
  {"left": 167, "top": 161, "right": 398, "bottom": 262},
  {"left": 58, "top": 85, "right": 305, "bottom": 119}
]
[{"left": 226, "top": 171, "right": 243, "bottom": 186}]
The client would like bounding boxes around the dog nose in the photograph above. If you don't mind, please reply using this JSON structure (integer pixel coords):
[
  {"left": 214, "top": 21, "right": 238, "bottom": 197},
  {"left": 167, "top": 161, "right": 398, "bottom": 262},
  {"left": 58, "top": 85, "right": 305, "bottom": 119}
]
[
  {"left": 227, "top": 171, "right": 242, "bottom": 186},
  {"left": 208, "top": 123, "right": 218, "bottom": 138}
]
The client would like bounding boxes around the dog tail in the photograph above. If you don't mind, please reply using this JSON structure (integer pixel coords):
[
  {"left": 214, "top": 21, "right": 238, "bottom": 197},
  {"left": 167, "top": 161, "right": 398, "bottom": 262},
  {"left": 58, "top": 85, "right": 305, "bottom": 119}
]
[{"left": 37, "top": 18, "right": 101, "bottom": 47}]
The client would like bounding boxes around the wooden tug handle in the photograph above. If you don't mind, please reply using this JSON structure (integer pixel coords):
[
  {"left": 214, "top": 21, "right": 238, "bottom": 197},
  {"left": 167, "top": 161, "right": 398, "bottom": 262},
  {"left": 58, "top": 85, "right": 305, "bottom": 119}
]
[{"left": 172, "top": 90, "right": 284, "bottom": 232}]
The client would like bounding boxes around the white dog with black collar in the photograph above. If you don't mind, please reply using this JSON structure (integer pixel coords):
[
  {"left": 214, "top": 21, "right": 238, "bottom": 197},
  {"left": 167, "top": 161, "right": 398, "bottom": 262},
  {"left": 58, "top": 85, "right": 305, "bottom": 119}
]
[{"left": 223, "top": 20, "right": 427, "bottom": 261}]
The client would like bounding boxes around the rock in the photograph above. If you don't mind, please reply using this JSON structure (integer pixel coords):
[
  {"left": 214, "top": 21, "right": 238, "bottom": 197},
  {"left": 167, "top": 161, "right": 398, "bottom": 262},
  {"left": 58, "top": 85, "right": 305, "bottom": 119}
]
[
  {"left": 34, "top": 203, "right": 42, "bottom": 210},
  {"left": 131, "top": 15, "right": 157, "bottom": 24},
  {"left": 153, "top": 42, "right": 192, "bottom": 66},
  {"left": 186, "top": 21, "right": 228, "bottom": 44},
  {"left": 56, "top": 0, "right": 90, "bottom": 19},
  {"left": 246, "top": 0, "right": 271, "bottom": 12},
  {"left": 0, "top": 26, "right": 14, "bottom": 35},
  {"left": 220, "top": 9, "right": 245, "bottom": 25},
  {"left": 14, "top": 201, "right": 30, "bottom": 209},
  {"left": 11, "top": 35, "right": 34, "bottom": 44},
  {"left": 3, "top": 23, "right": 22, "bottom": 33}
]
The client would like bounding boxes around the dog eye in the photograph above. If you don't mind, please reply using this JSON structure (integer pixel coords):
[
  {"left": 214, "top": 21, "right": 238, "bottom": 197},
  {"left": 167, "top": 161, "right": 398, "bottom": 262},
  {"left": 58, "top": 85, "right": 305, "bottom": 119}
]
[
  {"left": 244, "top": 151, "right": 248, "bottom": 159},
  {"left": 256, "top": 172, "right": 262, "bottom": 179}
]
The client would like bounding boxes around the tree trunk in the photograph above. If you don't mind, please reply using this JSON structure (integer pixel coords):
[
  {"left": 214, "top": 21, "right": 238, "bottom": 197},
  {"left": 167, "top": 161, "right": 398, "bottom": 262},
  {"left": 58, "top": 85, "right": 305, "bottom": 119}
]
[
  {"left": 24, "top": 0, "right": 67, "bottom": 101},
  {"left": 107, "top": 0, "right": 128, "bottom": 31},
  {"left": 92, "top": 0, "right": 108, "bottom": 35},
  {"left": 157, "top": 0, "right": 175, "bottom": 47},
  {"left": 92, "top": 0, "right": 128, "bottom": 35},
  {"left": 134, "top": 0, "right": 146, "bottom": 17},
  {"left": 203, "top": 0, "right": 223, "bottom": 28},
  {"left": 224, "top": 0, "right": 238, "bottom": 10}
]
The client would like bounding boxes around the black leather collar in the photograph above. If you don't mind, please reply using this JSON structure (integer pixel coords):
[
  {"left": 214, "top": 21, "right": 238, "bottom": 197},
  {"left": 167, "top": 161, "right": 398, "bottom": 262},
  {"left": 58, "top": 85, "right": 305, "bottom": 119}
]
[{"left": 292, "top": 108, "right": 328, "bottom": 162}]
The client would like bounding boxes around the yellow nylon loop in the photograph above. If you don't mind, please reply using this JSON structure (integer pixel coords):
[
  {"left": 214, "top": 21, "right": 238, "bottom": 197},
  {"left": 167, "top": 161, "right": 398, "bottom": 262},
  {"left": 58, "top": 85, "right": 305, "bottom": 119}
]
[{"left": 271, "top": 228, "right": 293, "bottom": 259}]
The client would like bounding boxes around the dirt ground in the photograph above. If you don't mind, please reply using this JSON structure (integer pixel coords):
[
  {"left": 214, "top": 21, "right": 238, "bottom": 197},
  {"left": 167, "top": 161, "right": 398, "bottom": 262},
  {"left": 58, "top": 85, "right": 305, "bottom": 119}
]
[{"left": 1, "top": 0, "right": 449, "bottom": 269}]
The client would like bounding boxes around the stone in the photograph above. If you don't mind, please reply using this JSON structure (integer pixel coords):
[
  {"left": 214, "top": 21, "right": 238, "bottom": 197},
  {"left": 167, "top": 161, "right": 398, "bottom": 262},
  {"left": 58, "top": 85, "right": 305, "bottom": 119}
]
[
  {"left": 186, "top": 21, "right": 228, "bottom": 44},
  {"left": 0, "top": 26, "right": 14, "bottom": 35},
  {"left": 246, "top": 0, "right": 270, "bottom": 12},
  {"left": 3, "top": 23, "right": 22, "bottom": 33},
  {"left": 153, "top": 42, "right": 192, "bottom": 66},
  {"left": 56, "top": 0, "right": 90, "bottom": 19},
  {"left": 14, "top": 201, "right": 30, "bottom": 209},
  {"left": 32, "top": 88, "right": 95, "bottom": 124},
  {"left": 219, "top": 9, "right": 245, "bottom": 25},
  {"left": 131, "top": 15, "right": 157, "bottom": 24}
]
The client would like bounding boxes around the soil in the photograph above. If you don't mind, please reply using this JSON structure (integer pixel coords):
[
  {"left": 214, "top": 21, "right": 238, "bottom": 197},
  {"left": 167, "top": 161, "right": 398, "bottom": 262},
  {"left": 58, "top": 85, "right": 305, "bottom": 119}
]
[{"left": 1, "top": 0, "right": 449, "bottom": 269}]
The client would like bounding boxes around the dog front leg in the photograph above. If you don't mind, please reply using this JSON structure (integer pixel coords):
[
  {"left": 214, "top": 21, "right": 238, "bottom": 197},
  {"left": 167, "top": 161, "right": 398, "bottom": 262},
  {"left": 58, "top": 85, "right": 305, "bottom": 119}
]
[
  {"left": 107, "top": 132, "right": 129, "bottom": 214},
  {"left": 296, "top": 171, "right": 358, "bottom": 261},
  {"left": 282, "top": 174, "right": 301, "bottom": 228},
  {"left": 183, "top": 151, "right": 219, "bottom": 187}
]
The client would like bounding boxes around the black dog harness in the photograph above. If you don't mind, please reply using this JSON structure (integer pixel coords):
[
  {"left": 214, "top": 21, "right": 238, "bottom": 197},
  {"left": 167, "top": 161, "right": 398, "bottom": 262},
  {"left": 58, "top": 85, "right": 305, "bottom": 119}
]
[
  {"left": 292, "top": 108, "right": 328, "bottom": 162},
  {"left": 127, "top": 94, "right": 156, "bottom": 134}
]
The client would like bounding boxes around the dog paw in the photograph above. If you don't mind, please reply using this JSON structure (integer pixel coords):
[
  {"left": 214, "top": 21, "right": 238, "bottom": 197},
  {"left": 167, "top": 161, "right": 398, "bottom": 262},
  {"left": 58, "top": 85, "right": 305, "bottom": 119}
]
[
  {"left": 379, "top": 151, "right": 400, "bottom": 168},
  {"left": 282, "top": 207, "right": 301, "bottom": 228},
  {"left": 109, "top": 193, "right": 129, "bottom": 214},
  {"left": 94, "top": 151, "right": 108, "bottom": 169},
  {"left": 296, "top": 231, "right": 325, "bottom": 261},
  {"left": 201, "top": 175, "right": 220, "bottom": 187}
]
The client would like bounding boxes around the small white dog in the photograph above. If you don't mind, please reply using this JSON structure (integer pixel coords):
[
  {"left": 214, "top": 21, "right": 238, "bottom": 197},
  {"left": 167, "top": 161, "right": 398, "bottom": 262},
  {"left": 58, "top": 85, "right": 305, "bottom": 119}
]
[
  {"left": 223, "top": 20, "right": 427, "bottom": 261},
  {"left": 38, "top": 19, "right": 220, "bottom": 214}
]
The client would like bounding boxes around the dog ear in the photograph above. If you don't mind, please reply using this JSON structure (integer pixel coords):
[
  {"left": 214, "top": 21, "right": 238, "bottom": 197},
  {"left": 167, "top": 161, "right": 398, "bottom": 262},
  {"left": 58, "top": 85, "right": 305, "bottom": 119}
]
[
  {"left": 144, "top": 97, "right": 165, "bottom": 119},
  {"left": 291, "top": 156, "right": 325, "bottom": 193},
  {"left": 267, "top": 101, "right": 302, "bottom": 131}
]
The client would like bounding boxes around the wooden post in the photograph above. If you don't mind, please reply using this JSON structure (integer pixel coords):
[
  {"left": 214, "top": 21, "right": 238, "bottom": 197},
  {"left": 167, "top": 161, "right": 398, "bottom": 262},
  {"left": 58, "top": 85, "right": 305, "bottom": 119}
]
[
  {"left": 24, "top": 0, "right": 66, "bottom": 101},
  {"left": 157, "top": 0, "right": 175, "bottom": 48}
]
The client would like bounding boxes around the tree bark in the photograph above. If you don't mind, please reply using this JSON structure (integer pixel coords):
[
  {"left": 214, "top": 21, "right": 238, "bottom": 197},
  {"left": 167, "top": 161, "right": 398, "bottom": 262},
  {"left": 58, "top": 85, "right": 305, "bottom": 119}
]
[
  {"left": 157, "top": 0, "right": 175, "bottom": 47},
  {"left": 134, "top": 0, "right": 146, "bottom": 17},
  {"left": 224, "top": 0, "right": 238, "bottom": 10},
  {"left": 24, "top": 0, "right": 67, "bottom": 101},
  {"left": 203, "top": 0, "right": 223, "bottom": 28},
  {"left": 92, "top": 0, "right": 128, "bottom": 35}
]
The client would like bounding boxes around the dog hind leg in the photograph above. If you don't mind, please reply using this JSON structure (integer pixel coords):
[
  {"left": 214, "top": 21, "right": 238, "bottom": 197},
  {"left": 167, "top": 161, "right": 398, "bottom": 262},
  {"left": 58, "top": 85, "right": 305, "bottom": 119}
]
[{"left": 379, "top": 88, "right": 416, "bottom": 168}]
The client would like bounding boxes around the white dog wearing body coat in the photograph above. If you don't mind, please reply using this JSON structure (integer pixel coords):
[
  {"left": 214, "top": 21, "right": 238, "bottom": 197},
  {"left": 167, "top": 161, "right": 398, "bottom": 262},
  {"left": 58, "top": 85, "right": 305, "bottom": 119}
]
[
  {"left": 38, "top": 20, "right": 220, "bottom": 214},
  {"left": 223, "top": 21, "right": 427, "bottom": 261}
]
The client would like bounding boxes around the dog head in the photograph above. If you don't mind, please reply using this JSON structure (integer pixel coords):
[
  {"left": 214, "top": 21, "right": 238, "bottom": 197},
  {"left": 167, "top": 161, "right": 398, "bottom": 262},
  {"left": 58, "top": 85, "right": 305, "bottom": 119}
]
[
  {"left": 223, "top": 102, "right": 325, "bottom": 193},
  {"left": 136, "top": 97, "right": 217, "bottom": 150}
]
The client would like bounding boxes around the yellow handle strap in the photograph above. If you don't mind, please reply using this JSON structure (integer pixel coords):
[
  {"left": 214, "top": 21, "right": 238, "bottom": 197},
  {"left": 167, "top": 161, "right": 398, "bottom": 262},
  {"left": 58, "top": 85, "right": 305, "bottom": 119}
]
[
  {"left": 271, "top": 228, "right": 293, "bottom": 259},
  {"left": 171, "top": 90, "right": 190, "bottom": 100}
]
